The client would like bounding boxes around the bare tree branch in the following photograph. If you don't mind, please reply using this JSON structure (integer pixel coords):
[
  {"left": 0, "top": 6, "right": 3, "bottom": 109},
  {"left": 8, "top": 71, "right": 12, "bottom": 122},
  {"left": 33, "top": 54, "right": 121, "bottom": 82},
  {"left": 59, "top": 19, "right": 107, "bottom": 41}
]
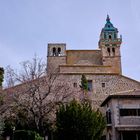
[{"left": 4, "top": 55, "right": 77, "bottom": 134}]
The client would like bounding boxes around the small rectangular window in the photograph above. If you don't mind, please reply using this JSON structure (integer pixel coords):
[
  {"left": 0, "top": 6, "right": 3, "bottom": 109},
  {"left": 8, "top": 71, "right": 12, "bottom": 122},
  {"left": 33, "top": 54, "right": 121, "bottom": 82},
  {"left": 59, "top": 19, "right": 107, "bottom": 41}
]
[
  {"left": 105, "top": 44, "right": 109, "bottom": 47},
  {"left": 120, "top": 109, "right": 140, "bottom": 116},
  {"left": 102, "top": 83, "right": 105, "bottom": 88},
  {"left": 87, "top": 80, "right": 92, "bottom": 91},
  {"left": 73, "top": 82, "right": 77, "bottom": 88},
  {"left": 138, "top": 109, "right": 140, "bottom": 116}
]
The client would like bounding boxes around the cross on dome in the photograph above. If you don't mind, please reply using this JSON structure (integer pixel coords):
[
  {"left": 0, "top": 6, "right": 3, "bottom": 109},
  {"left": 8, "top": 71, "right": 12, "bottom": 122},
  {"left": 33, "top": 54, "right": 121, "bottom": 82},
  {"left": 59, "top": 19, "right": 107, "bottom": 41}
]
[{"left": 106, "top": 14, "right": 110, "bottom": 22}]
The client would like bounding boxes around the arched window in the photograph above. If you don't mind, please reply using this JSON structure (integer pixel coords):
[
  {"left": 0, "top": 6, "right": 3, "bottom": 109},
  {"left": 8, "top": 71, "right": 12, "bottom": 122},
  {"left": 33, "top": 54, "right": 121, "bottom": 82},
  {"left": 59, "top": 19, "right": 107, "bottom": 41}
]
[
  {"left": 58, "top": 47, "right": 61, "bottom": 56},
  {"left": 104, "top": 33, "right": 106, "bottom": 39},
  {"left": 107, "top": 48, "right": 110, "bottom": 56},
  {"left": 114, "top": 33, "right": 117, "bottom": 39},
  {"left": 52, "top": 47, "right": 56, "bottom": 56},
  {"left": 106, "top": 109, "right": 112, "bottom": 124},
  {"left": 109, "top": 35, "right": 112, "bottom": 39},
  {"left": 112, "top": 48, "right": 115, "bottom": 56}
]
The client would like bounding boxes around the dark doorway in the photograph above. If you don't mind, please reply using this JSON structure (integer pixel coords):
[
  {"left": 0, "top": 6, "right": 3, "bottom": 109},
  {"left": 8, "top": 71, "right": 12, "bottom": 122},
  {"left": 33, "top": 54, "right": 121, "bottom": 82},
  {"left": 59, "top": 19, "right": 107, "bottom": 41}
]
[
  {"left": 122, "top": 131, "right": 140, "bottom": 140},
  {"left": 101, "top": 135, "right": 106, "bottom": 140}
]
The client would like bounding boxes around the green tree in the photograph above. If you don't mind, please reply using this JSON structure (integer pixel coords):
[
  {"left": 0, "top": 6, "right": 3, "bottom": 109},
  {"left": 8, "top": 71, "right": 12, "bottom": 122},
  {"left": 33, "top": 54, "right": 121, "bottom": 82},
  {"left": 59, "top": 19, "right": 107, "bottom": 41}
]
[
  {"left": 0, "top": 67, "right": 4, "bottom": 87},
  {"left": 80, "top": 74, "right": 90, "bottom": 103},
  {"left": 55, "top": 100, "right": 106, "bottom": 140},
  {"left": 2, "top": 116, "right": 15, "bottom": 137},
  {"left": 80, "top": 74, "right": 88, "bottom": 91}
]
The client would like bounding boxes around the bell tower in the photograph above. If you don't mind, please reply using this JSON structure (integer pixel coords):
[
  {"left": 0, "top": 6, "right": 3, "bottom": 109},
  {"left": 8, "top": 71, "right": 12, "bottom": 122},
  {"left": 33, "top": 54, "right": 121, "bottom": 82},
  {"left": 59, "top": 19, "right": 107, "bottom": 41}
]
[
  {"left": 99, "top": 15, "right": 122, "bottom": 74},
  {"left": 47, "top": 43, "right": 66, "bottom": 73}
]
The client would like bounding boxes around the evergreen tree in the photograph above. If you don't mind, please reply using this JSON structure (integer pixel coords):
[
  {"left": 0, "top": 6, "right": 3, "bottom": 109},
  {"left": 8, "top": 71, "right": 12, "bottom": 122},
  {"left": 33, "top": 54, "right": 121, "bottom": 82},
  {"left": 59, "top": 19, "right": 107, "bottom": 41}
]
[
  {"left": 55, "top": 100, "right": 106, "bottom": 140},
  {"left": 80, "top": 74, "right": 88, "bottom": 91},
  {"left": 0, "top": 67, "right": 4, "bottom": 87}
]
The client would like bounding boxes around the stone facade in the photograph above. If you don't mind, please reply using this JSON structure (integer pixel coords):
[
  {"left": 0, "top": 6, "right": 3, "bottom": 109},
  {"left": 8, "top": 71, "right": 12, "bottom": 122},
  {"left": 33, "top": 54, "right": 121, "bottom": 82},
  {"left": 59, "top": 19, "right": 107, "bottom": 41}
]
[
  {"left": 47, "top": 15, "right": 140, "bottom": 108},
  {"left": 66, "top": 50, "right": 102, "bottom": 65},
  {"left": 58, "top": 74, "right": 140, "bottom": 108},
  {"left": 47, "top": 15, "right": 122, "bottom": 75},
  {"left": 2, "top": 15, "right": 140, "bottom": 140}
]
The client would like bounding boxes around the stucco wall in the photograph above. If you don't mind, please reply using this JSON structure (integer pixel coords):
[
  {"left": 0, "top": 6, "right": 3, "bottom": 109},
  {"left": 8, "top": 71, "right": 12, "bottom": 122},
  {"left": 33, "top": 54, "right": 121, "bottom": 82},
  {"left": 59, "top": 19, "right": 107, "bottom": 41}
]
[{"left": 66, "top": 50, "right": 102, "bottom": 65}]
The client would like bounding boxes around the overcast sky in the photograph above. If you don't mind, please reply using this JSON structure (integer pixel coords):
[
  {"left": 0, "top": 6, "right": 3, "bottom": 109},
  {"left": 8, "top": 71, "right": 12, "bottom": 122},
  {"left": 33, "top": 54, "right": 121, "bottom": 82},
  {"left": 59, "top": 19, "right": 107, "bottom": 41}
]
[{"left": 0, "top": 0, "right": 140, "bottom": 81}]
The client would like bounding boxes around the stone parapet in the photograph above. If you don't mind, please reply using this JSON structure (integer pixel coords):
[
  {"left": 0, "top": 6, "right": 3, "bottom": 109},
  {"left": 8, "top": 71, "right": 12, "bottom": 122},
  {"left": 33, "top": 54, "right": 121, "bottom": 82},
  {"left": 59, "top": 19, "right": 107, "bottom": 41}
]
[{"left": 59, "top": 65, "right": 119, "bottom": 74}]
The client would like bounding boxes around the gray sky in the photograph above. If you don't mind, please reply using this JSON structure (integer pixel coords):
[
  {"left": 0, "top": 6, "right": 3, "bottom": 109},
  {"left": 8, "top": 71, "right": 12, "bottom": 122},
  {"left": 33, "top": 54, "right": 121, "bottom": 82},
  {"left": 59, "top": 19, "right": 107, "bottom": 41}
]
[{"left": 0, "top": 0, "right": 140, "bottom": 81}]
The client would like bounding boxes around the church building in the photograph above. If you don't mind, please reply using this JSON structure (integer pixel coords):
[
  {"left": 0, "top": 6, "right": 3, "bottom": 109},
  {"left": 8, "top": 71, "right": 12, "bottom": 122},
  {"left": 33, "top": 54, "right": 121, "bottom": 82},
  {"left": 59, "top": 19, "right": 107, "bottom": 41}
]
[
  {"left": 2, "top": 16, "right": 140, "bottom": 140},
  {"left": 47, "top": 15, "right": 140, "bottom": 108},
  {"left": 46, "top": 15, "right": 140, "bottom": 140}
]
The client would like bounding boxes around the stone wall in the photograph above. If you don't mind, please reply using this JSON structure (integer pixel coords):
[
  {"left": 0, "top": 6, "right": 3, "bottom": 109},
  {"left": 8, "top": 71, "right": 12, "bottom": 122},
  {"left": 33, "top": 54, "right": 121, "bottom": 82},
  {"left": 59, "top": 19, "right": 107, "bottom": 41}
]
[
  {"left": 59, "top": 74, "right": 140, "bottom": 108},
  {"left": 66, "top": 50, "right": 102, "bottom": 65},
  {"left": 47, "top": 56, "right": 66, "bottom": 73},
  {"left": 59, "top": 65, "right": 118, "bottom": 74},
  {"left": 102, "top": 56, "right": 122, "bottom": 74},
  {"left": 47, "top": 45, "right": 122, "bottom": 75}
]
